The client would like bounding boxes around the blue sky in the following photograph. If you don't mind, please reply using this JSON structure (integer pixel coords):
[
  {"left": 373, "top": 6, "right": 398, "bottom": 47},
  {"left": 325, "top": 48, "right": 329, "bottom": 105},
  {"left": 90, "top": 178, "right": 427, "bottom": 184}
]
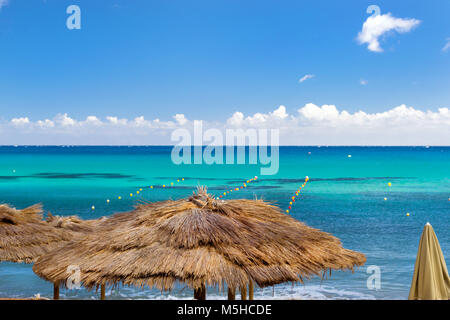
[{"left": 0, "top": 0, "right": 449, "bottom": 145}]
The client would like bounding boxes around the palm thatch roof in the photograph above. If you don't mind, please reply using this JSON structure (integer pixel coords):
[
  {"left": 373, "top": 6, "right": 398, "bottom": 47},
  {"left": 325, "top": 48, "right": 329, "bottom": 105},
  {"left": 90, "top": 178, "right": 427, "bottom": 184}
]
[
  {"left": 33, "top": 188, "right": 366, "bottom": 291},
  {"left": 45, "top": 213, "right": 103, "bottom": 234},
  {"left": 0, "top": 204, "right": 74, "bottom": 263}
]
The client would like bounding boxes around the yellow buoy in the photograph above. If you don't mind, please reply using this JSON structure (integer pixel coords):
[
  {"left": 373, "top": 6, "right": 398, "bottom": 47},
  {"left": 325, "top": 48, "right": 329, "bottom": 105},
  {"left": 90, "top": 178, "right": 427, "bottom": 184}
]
[
  {"left": 136, "top": 191, "right": 140, "bottom": 194},
  {"left": 139, "top": 188, "right": 142, "bottom": 191},
  {"left": 118, "top": 196, "right": 121, "bottom": 200},
  {"left": 384, "top": 197, "right": 387, "bottom": 201},
  {"left": 286, "top": 210, "right": 289, "bottom": 213},
  {"left": 91, "top": 206, "right": 95, "bottom": 210},
  {"left": 223, "top": 192, "right": 226, "bottom": 195},
  {"left": 182, "top": 178, "right": 184, "bottom": 181},
  {"left": 150, "top": 186, "right": 153, "bottom": 189},
  {"left": 289, "top": 202, "right": 292, "bottom": 205},
  {"left": 406, "top": 213, "right": 410, "bottom": 216},
  {"left": 171, "top": 182, "right": 173, "bottom": 185},
  {"left": 177, "top": 180, "right": 180, "bottom": 182},
  {"left": 130, "top": 193, "right": 133, "bottom": 197},
  {"left": 388, "top": 182, "right": 392, "bottom": 187},
  {"left": 106, "top": 199, "right": 110, "bottom": 203},
  {"left": 163, "top": 185, "right": 165, "bottom": 188}
]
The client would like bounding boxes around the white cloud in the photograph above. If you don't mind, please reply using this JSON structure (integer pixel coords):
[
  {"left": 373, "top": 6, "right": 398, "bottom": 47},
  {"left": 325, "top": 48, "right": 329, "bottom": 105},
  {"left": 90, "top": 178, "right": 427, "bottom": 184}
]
[
  {"left": 173, "top": 114, "right": 188, "bottom": 125},
  {"left": 106, "top": 116, "right": 127, "bottom": 125},
  {"left": 133, "top": 116, "right": 149, "bottom": 127},
  {"left": 37, "top": 119, "right": 55, "bottom": 128},
  {"left": 272, "top": 105, "right": 288, "bottom": 119},
  {"left": 227, "top": 111, "right": 244, "bottom": 126},
  {"left": 225, "top": 104, "right": 450, "bottom": 145},
  {"left": 82, "top": 116, "right": 102, "bottom": 126},
  {"left": 360, "top": 79, "right": 368, "bottom": 85},
  {"left": 0, "top": 0, "right": 8, "bottom": 10},
  {"left": 357, "top": 13, "right": 420, "bottom": 52},
  {"left": 2, "top": 105, "right": 450, "bottom": 145},
  {"left": 55, "top": 113, "right": 76, "bottom": 126},
  {"left": 443, "top": 38, "right": 450, "bottom": 52},
  {"left": 11, "top": 117, "right": 30, "bottom": 126},
  {"left": 227, "top": 105, "right": 289, "bottom": 127},
  {"left": 299, "top": 74, "right": 314, "bottom": 83}
]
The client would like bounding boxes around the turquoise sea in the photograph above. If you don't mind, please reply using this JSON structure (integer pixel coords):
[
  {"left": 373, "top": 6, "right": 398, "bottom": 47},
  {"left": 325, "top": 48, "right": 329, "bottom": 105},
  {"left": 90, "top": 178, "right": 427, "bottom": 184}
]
[{"left": 0, "top": 146, "right": 449, "bottom": 300}]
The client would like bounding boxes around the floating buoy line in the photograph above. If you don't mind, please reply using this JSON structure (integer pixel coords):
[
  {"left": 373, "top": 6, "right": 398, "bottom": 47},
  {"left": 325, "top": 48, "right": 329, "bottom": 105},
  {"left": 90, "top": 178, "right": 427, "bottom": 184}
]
[
  {"left": 92, "top": 178, "right": 186, "bottom": 211},
  {"left": 216, "top": 176, "right": 258, "bottom": 199},
  {"left": 285, "top": 176, "right": 309, "bottom": 214},
  {"left": 123, "top": 178, "right": 185, "bottom": 199}
]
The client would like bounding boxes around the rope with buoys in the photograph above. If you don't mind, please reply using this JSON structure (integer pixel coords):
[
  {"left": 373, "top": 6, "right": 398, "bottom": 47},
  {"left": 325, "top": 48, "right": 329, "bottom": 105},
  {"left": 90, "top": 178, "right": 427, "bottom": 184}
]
[
  {"left": 124, "top": 178, "right": 185, "bottom": 199},
  {"left": 93, "top": 178, "right": 186, "bottom": 211},
  {"left": 216, "top": 176, "right": 258, "bottom": 199},
  {"left": 285, "top": 176, "right": 309, "bottom": 214}
]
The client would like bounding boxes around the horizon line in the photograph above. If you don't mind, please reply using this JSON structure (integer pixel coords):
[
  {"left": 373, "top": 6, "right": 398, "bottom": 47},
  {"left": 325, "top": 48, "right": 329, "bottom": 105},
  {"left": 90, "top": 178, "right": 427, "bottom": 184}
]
[{"left": 0, "top": 145, "right": 449, "bottom": 147}]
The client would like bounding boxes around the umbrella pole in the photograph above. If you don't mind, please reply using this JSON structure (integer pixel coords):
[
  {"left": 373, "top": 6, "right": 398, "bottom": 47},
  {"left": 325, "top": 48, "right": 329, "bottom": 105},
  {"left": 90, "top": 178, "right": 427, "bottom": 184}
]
[
  {"left": 240, "top": 285, "right": 247, "bottom": 300},
  {"left": 227, "top": 287, "right": 235, "bottom": 300},
  {"left": 194, "top": 283, "right": 206, "bottom": 300},
  {"left": 53, "top": 282, "right": 59, "bottom": 300},
  {"left": 249, "top": 281, "right": 254, "bottom": 300},
  {"left": 201, "top": 283, "right": 206, "bottom": 300},
  {"left": 100, "top": 284, "right": 106, "bottom": 300},
  {"left": 194, "top": 288, "right": 200, "bottom": 299}
]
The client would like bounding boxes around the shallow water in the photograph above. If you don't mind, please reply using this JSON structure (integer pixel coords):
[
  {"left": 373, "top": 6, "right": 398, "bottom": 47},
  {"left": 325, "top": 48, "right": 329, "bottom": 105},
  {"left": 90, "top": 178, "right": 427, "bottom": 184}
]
[{"left": 0, "top": 146, "right": 449, "bottom": 300}]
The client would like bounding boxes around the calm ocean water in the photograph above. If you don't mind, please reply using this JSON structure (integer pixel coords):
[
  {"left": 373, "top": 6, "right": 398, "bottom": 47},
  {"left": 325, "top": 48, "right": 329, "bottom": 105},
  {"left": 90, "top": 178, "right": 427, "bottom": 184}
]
[{"left": 0, "top": 146, "right": 449, "bottom": 300}]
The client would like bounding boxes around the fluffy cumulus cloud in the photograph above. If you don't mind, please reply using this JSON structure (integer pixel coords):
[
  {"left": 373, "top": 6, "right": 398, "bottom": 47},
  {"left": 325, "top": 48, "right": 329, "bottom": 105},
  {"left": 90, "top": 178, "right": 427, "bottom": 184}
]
[
  {"left": 225, "top": 104, "right": 450, "bottom": 145},
  {"left": 11, "top": 117, "right": 30, "bottom": 126},
  {"left": 1, "top": 105, "right": 450, "bottom": 145},
  {"left": 357, "top": 13, "right": 421, "bottom": 52},
  {"left": 227, "top": 105, "right": 289, "bottom": 127}
]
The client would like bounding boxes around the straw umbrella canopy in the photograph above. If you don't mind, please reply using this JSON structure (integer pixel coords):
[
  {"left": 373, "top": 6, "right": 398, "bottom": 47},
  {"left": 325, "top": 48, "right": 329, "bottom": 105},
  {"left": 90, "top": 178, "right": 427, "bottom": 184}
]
[
  {"left": 45, "top": 212, "right": 104, "bottom": 234},
  {"left": 33, "top": 188, "right": 366, "bottom": 298},
  {"left": 408, "top": 223, "right": 450, "bottom": 300},
  {"left": 0, "top": 204, "right": 76, "bottom": 264}
]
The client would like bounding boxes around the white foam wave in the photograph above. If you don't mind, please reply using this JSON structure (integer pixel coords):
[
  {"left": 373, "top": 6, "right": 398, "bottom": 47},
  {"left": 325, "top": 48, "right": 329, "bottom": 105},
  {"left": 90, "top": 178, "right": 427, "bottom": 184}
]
[{"left": 57, "top": 283, "right": 375, "bottom": 300}]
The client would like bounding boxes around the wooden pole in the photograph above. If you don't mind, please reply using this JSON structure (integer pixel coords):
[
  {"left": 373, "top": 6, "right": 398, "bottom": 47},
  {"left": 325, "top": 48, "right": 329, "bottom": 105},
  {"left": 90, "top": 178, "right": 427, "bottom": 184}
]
[
  {"left": 100, "top": 284, "right": 106, "bottom": 300},
  {"left": 194, "top": 284, "right": 206, "bottom": 300},
  {"left": 240, "top": 285, "right": 247, "bottom": 300},
  {"left": 227, "top": 287, "right": 235, "bottom": 300},
  {"left": 249, "top": 281, "right": 254, "bottom": 300},
  {"left": 53, "top": 282, "right": 59, "bottom": 300},
  {"left": 200, "top": 283, "right": 206, "bottom": 300},
  {"left": 194, "top": 288, "right": 200, "bottom": 299}
]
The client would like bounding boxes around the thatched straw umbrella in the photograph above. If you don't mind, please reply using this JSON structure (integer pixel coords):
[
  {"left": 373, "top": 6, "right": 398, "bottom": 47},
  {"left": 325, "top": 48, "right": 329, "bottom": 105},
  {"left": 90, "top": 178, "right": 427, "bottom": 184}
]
[
  {"left": 0, "top": 204, "right": 73, "bottom": 264},
  {"left": 0, "top": 204, "right": 73, "bottom": 299},
  {"left": 0, "top": 204, "right": 102, "bottom": 299},
  {"left": 45, "top": 212, "right": 103, "bottom": 234},
  {"left": 33, "top": 188, "right": 366, "bottom": 300}
]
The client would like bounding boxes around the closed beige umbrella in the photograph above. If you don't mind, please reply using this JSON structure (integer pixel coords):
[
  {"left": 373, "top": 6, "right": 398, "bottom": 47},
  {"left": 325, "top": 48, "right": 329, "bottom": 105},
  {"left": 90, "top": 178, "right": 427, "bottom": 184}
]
[{"left": 409, "top": 223, "right": 450, "bottom": 300}]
